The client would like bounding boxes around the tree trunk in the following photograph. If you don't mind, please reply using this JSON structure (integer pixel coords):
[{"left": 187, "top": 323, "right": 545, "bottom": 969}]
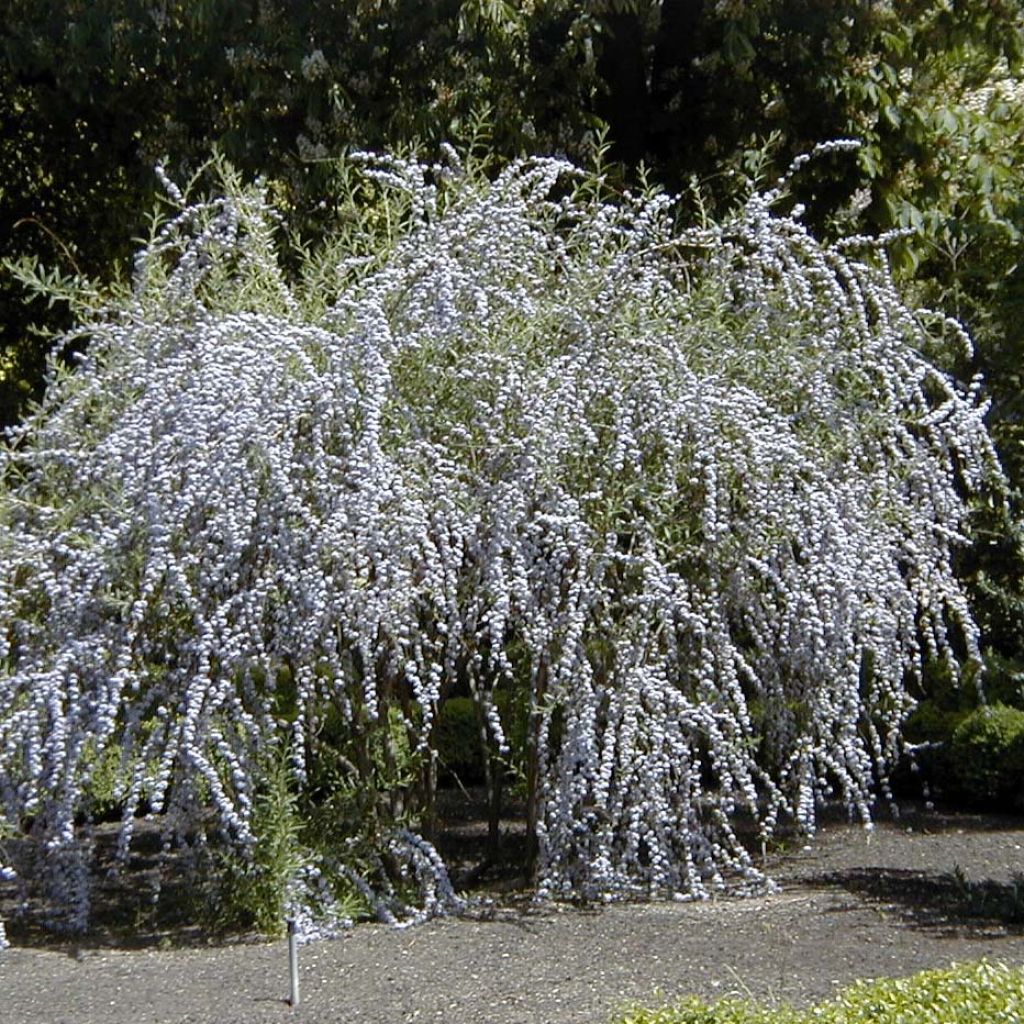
[
  {"left": 524, "top": 657, "right": 548, "bottom": 882},
  {"left": 486, "top": 747, "right": 503, "bottom": 857}
]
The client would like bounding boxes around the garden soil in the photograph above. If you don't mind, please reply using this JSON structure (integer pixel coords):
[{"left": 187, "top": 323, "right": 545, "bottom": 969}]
[{"left": 4, "top": 801, "right": 1024, "bottom": 1024}]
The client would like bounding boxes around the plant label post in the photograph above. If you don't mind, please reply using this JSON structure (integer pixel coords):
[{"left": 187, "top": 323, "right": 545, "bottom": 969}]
[{"left": 287, "top": 917, "right": 300, "bottom": 1007}]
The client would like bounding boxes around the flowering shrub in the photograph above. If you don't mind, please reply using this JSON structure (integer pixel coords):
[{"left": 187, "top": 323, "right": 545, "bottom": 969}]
[{"left": 0, "top": 145, "right": 1001, "bottom": 944}]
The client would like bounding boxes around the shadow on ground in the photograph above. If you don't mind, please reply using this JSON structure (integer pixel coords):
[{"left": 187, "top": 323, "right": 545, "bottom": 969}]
[
  {"left": 815, "top": 865, "right": 1024, "bottom": 936},
  {"left": 4, "top": 794, "right": 1024, "bottom": 952}
]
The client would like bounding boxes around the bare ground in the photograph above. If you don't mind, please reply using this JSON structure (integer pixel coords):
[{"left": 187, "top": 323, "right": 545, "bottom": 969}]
[{"left": 4, "top": 800, "right": 1024, "bottom": 1024}]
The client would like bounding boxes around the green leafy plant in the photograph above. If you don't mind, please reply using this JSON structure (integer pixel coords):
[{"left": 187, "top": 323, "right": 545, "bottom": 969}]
[
  {"left": 199, "top": 742, "right": 366, "bottom": 938},
  {"left": 949, "top": 703, "right": 1024, "bottom": 807},
  {"left": 200, "top": 745, "right": 307, "bottom": 937},
  {"left": 615, "top": 959, "right": 1024, "bottom": 1024}
]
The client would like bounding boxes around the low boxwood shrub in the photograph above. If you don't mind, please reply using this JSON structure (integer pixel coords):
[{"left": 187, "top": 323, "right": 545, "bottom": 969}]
[
  {"left": 615, "top": 959, "right": 1024, "bottom": 1024},
  {"left": 897, "top": 685, "right": 1024, "bottom": 808},
  {"left": 949, "top": 703, "right": 1024, "bottom": 807}
]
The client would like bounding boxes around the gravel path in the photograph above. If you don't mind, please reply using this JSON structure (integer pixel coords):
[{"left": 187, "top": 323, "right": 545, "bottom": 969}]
[{"left": 4, "top": 803, "right": 1024, "bottom": 1024}]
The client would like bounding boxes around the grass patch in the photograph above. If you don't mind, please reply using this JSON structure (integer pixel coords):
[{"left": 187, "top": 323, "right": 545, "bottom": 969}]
[{"left": 615, "top": 960, "right": 1024, "bottom": 1024}]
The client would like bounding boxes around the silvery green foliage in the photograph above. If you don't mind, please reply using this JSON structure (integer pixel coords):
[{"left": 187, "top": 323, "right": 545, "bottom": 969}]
[{"left": 0, "top": 145, "right": 1001, "bottom": 943}]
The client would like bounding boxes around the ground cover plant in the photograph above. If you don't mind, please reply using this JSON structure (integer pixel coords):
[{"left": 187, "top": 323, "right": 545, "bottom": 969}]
[
  {"left": 0, "top": 144, "right": 1003, "bottom": 948},
  {"left": 614, "top": 959, "right": 1024, "bottom": 1024}
]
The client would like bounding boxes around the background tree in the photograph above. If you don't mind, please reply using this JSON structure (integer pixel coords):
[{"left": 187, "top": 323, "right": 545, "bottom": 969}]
[{"left": 5, "top": 1, "right": 1022, "bottom": 488}]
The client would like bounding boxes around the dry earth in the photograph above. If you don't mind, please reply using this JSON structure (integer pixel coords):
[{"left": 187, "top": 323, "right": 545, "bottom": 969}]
[{"left": 3, "top": 801, "right": 1024, "bottom": 1024}]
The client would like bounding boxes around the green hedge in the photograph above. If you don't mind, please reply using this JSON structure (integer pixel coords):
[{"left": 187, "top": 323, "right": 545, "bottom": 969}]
[
  {"left": 898, "top": 697, "right": 1024, "bottom": 811},
  {"left": 615, "top": 960, "right": 1024, "bottom": 1024},
  {"left": 949, "top": 703, "right": 1024, "bottom": 807}
]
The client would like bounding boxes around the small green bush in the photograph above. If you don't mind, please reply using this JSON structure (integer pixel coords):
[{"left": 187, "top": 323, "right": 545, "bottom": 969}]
[
  {"left": 198, "top": 745, "right": 364, "bottom": 938},
  {"left": 200, "top": 748, "right": 307, "bottom": 937},
  {"left": 949, "top": 703, "right": 1024, "bottom": 806},
  {"left": 615, "top": 960, "right": 1024, "bottom": 1024},
  {"left": 897, "top": 653, "right": 1024, "bottom": 803},
  {"left": 903, "top": 701, "right": 970, "bottom": 745}
]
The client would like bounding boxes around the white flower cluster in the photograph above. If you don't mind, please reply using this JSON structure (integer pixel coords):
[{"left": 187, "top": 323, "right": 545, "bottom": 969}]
[
  {"left": 0, "top": 148, "right": 1001, "bottom": 943},
  {"left": 963, "top": 57, "right": 1024, "bottom": 115},
  {"left": 300, "top": 49, "right": 330, "bottom": 83}
]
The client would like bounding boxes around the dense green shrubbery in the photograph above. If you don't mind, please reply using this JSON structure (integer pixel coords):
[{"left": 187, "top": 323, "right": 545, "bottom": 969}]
[
  {"left": 949, "top": 704, "right": 1024, "bottom": 807},
  {"left": 896, "top": 639, "right": 1024, "bottom": 808},
  {"left": 615, "top": 960, "right": 1024, "bottom": 1024},
  {"left": 899, "top": 696, "right": 1024, "bottom": 810}
]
